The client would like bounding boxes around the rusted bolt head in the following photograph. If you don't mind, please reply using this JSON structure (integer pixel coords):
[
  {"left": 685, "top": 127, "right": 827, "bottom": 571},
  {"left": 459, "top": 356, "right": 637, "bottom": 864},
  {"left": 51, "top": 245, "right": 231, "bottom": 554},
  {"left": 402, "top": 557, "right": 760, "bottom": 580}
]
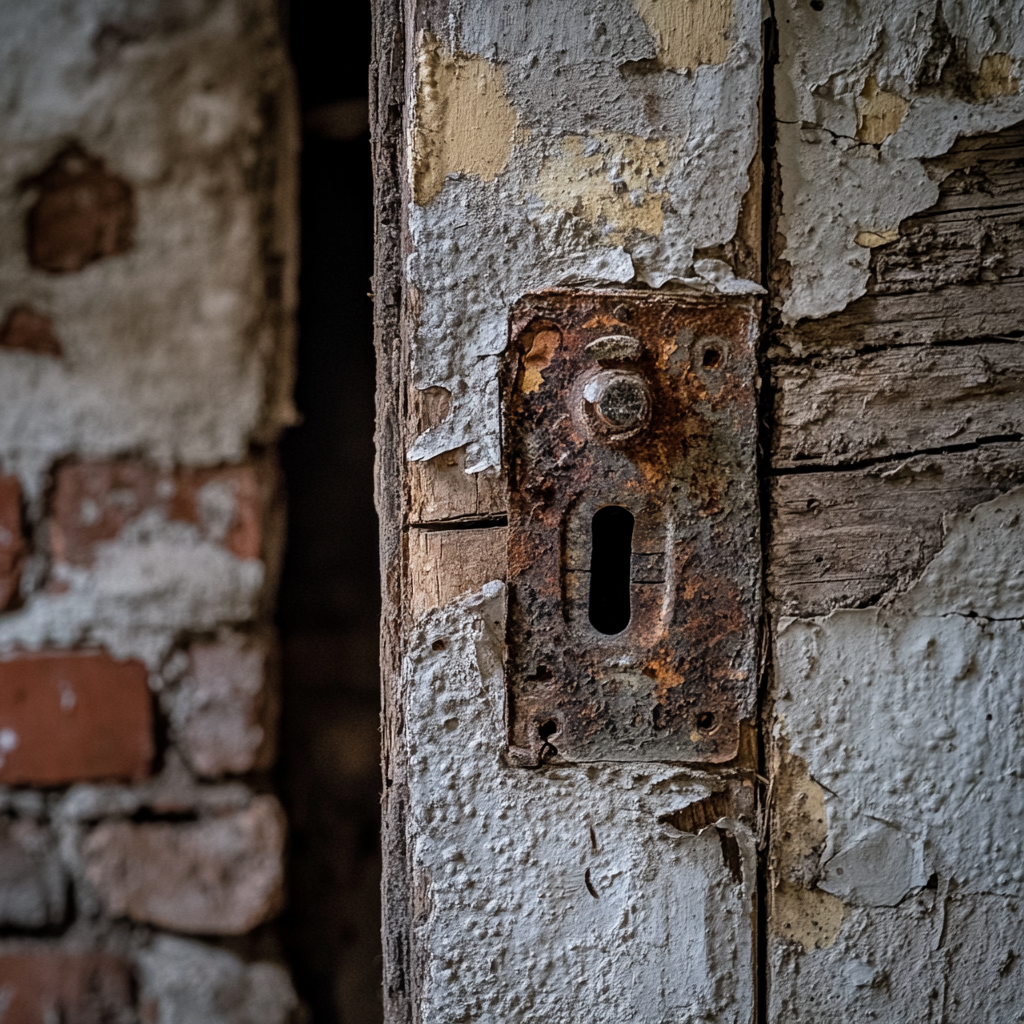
[{"left": 582, "top": 369, "right": 651, "bottom": 438}]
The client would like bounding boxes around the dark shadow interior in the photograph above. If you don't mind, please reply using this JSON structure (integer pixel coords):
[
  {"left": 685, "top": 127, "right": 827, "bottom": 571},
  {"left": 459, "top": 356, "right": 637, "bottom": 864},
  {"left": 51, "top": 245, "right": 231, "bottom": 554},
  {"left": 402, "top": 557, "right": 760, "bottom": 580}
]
[{"left": 278, "top": 5, "right": 380, "bottom": 1022}]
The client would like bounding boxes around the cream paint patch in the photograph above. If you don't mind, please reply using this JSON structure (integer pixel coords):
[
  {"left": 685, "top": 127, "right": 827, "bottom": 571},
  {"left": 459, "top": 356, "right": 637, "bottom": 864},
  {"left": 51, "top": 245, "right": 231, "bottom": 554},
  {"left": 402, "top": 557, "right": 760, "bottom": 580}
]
[
  {"left": 853, "top": 228, "right": 899, "bottom": 248},
  {"left": 974, "top": 52, "right": 1020, "bottom": 100},
  {"left": 531, "top": 133, "right": 671, "bottom": 244},
  {"left": 410, "top": 33, "right": 518, "bottom": 206},
  {"left": 769, "top": 744, "right": 845, "bottom": 951},
  {"left": 855, "top": 76, "right": 909, "bottom": 144},
  {"left": 634, "top": 0, "right": 736, "bottom": 69}
]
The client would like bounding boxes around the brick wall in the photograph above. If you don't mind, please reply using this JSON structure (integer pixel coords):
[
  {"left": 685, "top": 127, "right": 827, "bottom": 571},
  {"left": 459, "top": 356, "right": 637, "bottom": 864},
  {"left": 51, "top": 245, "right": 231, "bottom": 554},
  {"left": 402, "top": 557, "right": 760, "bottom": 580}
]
[{"left": 0, "top": 2, "right": 299, "bottom": 1020}]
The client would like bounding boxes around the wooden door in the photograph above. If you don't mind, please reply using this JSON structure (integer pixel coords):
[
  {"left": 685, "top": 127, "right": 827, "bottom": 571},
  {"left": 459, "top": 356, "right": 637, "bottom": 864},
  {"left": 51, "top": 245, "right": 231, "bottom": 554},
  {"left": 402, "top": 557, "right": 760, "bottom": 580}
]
[{"left": 373, "top": 0, "right": 1024, "bottom": 1020}]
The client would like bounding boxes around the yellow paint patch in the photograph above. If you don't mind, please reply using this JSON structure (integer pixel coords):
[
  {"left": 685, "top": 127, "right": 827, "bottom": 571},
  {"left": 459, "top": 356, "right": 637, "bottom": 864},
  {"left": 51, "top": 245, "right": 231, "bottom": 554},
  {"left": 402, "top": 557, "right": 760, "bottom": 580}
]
[
  {"left": 973, "top": 52, "right": 1020, "bottom": 100},
  {"left": 855, "top": 76, "right": 909, "bottom": 145},
  {"left": 634, "top": 0, "right": 735, "bottom": 69},
  {"left": 769, "top": 745, "right": 846, "bottom": 951},
  {"left": 520, "top": 328, "right": 561, "bottom": 393},
  {"left": 854, "top": 229, "right": 899, "bottom": 248},
  {"left": 410, "top": 33, "right": 518, "bottom": 205},
  {"left": 532, "top": 133, "right": 670, "bottom": 243}
]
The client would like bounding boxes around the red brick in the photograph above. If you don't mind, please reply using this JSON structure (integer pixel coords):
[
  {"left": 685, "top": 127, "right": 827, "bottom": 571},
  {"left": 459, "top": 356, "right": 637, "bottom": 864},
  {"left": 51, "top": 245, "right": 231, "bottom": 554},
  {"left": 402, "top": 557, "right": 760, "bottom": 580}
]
[
  {"left": 0, "top": 651, "right": 153, "bottom": 786},
  {"left": 0, "top": 306, "right": 62, "bottom": 357},
  {"left": 0, "top": 475, "right": 24, "bottom": 610},
  {"left": 51, "top": 461, "right": 263, "bottom": 567},
  {"left": 25, "top": 145, "right": 134, "bottom": 274},
  {"left": 0, "top": 951, "right": 135, "bottom": 1023}
]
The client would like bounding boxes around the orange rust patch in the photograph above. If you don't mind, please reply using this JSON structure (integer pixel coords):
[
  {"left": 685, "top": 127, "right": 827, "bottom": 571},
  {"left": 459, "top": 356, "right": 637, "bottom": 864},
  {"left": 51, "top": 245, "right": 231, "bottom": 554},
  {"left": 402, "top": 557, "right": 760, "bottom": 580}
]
[{"left": 520, "top": 326, "right": 561, "bottom": 394}]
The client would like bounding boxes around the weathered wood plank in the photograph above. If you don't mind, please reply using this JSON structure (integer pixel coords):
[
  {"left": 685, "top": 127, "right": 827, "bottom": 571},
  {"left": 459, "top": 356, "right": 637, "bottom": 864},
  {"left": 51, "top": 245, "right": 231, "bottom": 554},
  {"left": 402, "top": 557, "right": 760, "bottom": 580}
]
[
  {"left": 770, "top": 123, "right": 1024, "bottom": 617},
  {"left": 773, "top": 341, "right": 1024, "bottom": 469},
  {"left": 371, "top": 0, "right": 413, "bottom": 1019},
  {"left": 406, "top": 447, "right": 505, "bottom": 524},
  {"left": 774, "top": 122, "right": 1024, "bottom": 357},
  {"left": 773, "top": 278, "right": 1024, "bottom": 354},
  {"left": 868, "top": 124, "right": 1024, "bottom": 296},
  {"left": 768, "top": 442, "right": 1024, "bottom": 617},
  {"left": 407, "top": 527, "right": 506, "bottom": 616}
]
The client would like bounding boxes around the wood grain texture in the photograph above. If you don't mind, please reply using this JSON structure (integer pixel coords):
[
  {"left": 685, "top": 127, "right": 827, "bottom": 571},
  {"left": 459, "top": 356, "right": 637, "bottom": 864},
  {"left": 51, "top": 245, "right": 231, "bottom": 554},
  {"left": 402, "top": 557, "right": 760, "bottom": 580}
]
[
  {"left": 774, "top": 341, "right": 1024, "bottom": 469},
  {"left": 770, "top": 122, "right": 1024, "bottom": 617},
  {"left": 869, "top": 125, "right": 1024, "bottom": 297},
  {"left": 769, "top": 442, "right": 1024, "bottom": 616},
  {"left": 773, "top": 124, "right": 1024, "bottom": 357},
  {"left": 406, "top": 446, "right": 506, "bottom": 524},
  {"left": 405, "top": 375, "right": 506, "bottom": 524},
  {"left": 407, "top": 527, "right": 506, "bottom": 616}
]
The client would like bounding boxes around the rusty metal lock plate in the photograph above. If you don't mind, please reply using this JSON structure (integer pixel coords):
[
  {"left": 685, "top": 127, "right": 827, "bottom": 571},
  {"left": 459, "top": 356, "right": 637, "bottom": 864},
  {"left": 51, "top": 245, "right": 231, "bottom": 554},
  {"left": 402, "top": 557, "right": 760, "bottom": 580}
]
[{"left": 504, "top": 290, "right": 761, "bottom": 765}]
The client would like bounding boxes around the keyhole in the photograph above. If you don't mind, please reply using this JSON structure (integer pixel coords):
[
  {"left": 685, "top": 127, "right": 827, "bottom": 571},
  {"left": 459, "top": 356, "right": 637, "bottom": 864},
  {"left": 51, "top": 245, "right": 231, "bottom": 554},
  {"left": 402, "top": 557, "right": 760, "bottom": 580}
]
[{"left": 588, "top": 505, "right": 634, "bottom": 635}]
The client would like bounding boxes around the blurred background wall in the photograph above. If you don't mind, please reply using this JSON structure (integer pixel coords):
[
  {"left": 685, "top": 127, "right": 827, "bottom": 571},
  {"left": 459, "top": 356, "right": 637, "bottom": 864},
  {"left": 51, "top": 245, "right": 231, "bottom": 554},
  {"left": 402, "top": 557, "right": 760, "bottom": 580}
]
[{"left": 0, "top": 1, "right": 380, "bottom": 1021}]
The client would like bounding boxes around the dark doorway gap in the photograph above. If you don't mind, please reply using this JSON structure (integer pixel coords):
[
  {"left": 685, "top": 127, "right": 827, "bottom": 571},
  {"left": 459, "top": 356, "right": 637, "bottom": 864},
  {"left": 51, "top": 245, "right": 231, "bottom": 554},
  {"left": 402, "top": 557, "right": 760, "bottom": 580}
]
[{"left": 279, "top": 3, "right": 380, "bottom": 1023}]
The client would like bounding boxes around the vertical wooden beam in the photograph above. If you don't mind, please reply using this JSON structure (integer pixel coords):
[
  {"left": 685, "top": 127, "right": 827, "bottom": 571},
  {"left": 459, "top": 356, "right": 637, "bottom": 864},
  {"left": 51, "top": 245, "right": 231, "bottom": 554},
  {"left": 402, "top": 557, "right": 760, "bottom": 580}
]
[{"left": 371, "top": 1, "right": 412, "bottom": 1019}]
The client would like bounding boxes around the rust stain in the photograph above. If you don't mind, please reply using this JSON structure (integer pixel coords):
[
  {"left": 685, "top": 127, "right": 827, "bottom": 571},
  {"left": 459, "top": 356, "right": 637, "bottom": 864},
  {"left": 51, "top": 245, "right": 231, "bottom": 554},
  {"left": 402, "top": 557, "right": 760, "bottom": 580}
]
[{"left": 504, "top": 290, "right": 761, "bottom": 765}]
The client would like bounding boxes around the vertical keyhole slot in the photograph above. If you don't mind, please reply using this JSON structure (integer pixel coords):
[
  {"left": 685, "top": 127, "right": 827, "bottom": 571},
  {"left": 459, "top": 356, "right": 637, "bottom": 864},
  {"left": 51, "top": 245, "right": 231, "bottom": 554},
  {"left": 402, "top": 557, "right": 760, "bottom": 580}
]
[{"left": 588, "top": 505, "right": 634, "bottom": 635}]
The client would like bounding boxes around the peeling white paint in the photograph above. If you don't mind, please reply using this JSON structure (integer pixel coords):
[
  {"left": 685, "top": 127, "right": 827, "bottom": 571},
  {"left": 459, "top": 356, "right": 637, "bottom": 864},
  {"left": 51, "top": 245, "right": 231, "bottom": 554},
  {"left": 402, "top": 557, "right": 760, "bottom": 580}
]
[
  {"left": 405, "top": 0, "right": 764, "bottom": 472},
  {"left": 772, "top": 486, "right": 1024, "bottom": 1015},
  {"left": 775, "top": 0, "right": 1024, "bottom": 322},
  {"left": 405, "top": 582, "right": 757, "bottom": 1021}
]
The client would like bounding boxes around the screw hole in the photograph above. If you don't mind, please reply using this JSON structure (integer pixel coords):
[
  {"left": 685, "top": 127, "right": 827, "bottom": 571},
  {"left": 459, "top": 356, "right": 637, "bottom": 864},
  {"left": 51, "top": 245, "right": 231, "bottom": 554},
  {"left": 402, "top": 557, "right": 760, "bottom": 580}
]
[
  {"left": 702, "top": 347, "right": 722, "bottom": 369},
  {"left": 696, "top": 712, "right": 716, "bottom": 732},
  {"left": 538, "top": 719, "right": 560, "bottom": 741}
]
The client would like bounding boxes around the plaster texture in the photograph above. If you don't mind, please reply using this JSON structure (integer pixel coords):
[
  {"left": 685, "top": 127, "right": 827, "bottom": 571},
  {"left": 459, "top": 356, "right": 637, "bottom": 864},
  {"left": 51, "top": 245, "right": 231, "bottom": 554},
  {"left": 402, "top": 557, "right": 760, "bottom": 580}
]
[
  {"left": 0, "top": 0, "right": 293, "bottom": 665},
  {"left": 771, "top": 486, "right": 1024, "bottom": 1018},
  {"left": 405, "top": 0, "right": 764, "bottom": 473},
  {"left": 0, "top": 0, "right": 297, "bottom": 496},
  {"left": 775, "top": 0, "right": 1024, "bottom": 321},
  {"left": 404, "top": 582, "right": 757, "bottom": 1022},
  {"left": 138, "top": 934, "right": 298, "bottom": 1024}
]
